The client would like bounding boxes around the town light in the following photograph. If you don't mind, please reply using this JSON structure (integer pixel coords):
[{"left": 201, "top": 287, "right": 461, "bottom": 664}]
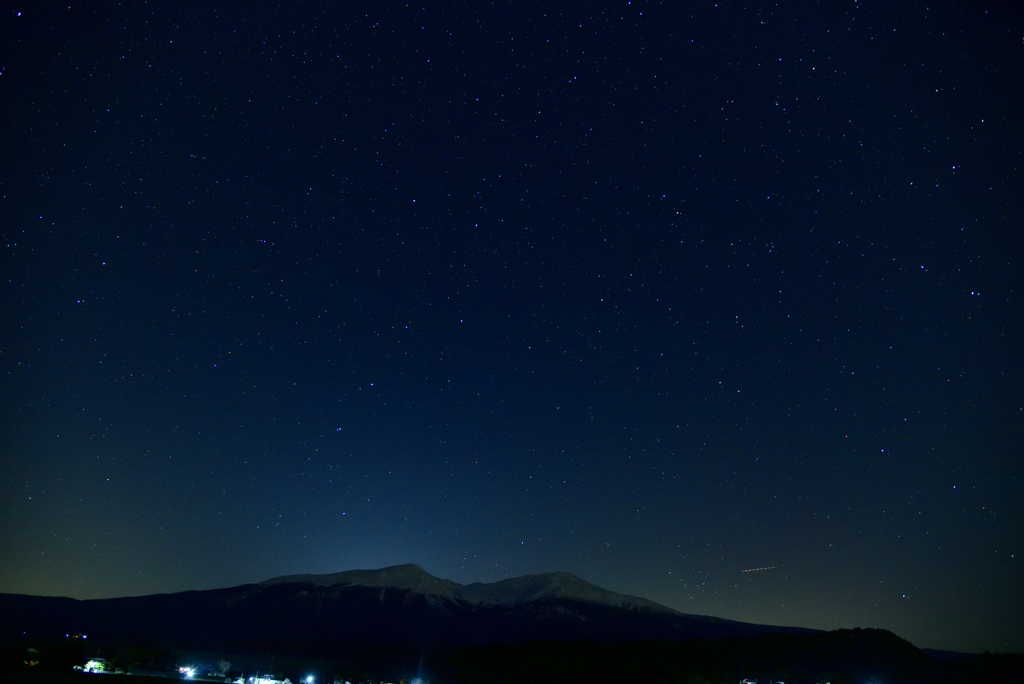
[{"left": 83, "top": 660, "right": 106, "bottom": 673}]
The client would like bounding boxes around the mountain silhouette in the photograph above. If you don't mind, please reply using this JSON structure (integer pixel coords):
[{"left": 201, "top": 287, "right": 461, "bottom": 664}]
[{"left": 0, "top": 564, "right": 812, "bottom": 650}]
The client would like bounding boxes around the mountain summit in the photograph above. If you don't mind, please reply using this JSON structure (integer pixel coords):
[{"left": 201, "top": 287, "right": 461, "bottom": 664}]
[
  {"left": 0, "top": 564, "right": 812, "bottom": 649},
  {"left": 261, "top": 563, "right": 672, "bottom": 613},
  {"left": 262, "top": 563, "right": 463, "bottom": 598}
]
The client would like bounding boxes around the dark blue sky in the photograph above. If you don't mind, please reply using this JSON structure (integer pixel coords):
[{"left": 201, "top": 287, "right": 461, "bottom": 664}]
[{"left": 1, "top": 0, "right": 1021, "bottom": 653}]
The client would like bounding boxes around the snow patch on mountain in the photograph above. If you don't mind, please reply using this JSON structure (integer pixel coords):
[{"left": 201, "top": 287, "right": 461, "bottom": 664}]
[{"left": 262, "top": 564, "right": 679, "bottom": 615}]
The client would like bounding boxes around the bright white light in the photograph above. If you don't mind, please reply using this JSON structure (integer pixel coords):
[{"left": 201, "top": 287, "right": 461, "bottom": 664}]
[{"left": 84, "top": 660, "right": 106, "bottom": 673}]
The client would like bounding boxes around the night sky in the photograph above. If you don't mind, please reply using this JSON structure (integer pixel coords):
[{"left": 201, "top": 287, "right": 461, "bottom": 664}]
[{"left": 1, "top": 0, "right": 1021, "bottom": 654}]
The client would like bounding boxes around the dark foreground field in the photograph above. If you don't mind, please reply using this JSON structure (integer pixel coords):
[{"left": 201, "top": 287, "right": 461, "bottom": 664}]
[{"left": 3, "top": 629, "right": 1022, "bottom": 684}]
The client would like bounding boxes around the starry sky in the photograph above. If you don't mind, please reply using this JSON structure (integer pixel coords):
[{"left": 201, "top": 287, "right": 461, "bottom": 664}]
[{"left": 1, "top": 0, "right": 1021, "bottom": 654}]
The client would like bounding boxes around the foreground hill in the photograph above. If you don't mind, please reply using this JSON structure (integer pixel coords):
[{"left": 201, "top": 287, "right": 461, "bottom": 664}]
[{"left": 0, "top": 564, "right": 808, "bottom": 649}]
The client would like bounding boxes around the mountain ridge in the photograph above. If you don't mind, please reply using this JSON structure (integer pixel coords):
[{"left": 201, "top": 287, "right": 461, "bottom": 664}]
[
  {"left": 0, "top": 564, "right": 814, "bottom": 649},
  {"left": 260, "top": 563, "right": 680, "bottom": 615}
]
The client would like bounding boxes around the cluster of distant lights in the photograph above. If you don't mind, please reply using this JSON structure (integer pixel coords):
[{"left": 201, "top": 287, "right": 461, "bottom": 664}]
[
  {"left": 159, "top": 665, "right": 423, "bottom": 684},
  {"left": 94, "top": 657, "right": 824, "bottom": 684},
  {"left": 173, "top": 669, "right": 319, "bottom": 681}
]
